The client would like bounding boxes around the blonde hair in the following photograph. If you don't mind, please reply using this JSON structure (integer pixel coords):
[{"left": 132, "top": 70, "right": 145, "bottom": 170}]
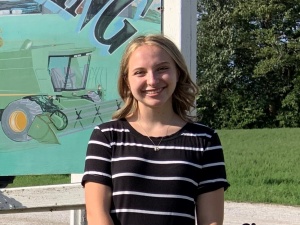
[{"left": 112, "top": 34, "right": 199, "bottom": 121}]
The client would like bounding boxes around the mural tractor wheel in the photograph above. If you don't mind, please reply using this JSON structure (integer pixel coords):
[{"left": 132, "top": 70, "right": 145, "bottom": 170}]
[
  {"left": 50, "top": 110, "right": 68, "bottom": 131},
  {"left": 1, "top": 99, "right": 43, "bottom": 142}
]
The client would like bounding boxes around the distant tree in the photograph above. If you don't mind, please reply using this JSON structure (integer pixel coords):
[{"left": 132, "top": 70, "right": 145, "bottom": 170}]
[{"left": 197, "top": 0, "right": 300, "bottom": 128}]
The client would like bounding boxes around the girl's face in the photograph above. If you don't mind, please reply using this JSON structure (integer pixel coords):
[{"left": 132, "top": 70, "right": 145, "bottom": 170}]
[{"left": 127, "top": 44, "right": 178, "bottom": 110}]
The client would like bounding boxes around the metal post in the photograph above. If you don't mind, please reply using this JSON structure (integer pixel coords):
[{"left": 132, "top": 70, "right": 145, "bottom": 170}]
[
  {"left": 163, "top": 0, "right": 197, "bottom": 84},
  {"left": 70, "top": 174, "right": 86, "bottom": 225}
]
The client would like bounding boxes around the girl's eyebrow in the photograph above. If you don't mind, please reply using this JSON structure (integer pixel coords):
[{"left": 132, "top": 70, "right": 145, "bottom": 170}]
[
  {"left": 130, "top": 61, "right": 171, "bottom": 72},
  {"left": 131, "top": 67, "right": 144, "bottom": 72},
  {"left": 157, "top": 61, "right": 170, "bottom": 66}
]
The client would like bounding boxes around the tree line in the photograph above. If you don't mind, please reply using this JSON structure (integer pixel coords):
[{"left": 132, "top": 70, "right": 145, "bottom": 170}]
[{"left": 196, "top": 0, "right": 300, "bottom": 129}]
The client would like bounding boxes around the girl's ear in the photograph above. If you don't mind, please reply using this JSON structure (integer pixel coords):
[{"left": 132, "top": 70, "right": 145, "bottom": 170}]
[
  {"left": 123, "top": 75, "right": 130, "bottom": 88},
  {"left": 126, "top": 81, "right": 131, "bottom": 91},
  {"left": 176, "top": 68, "right": 180, "bottom": 82}
]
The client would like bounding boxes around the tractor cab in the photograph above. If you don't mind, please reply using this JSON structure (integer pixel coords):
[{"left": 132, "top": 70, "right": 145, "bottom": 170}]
[{"left": 48, "top": 51, "right": 92, "bottom": 92}]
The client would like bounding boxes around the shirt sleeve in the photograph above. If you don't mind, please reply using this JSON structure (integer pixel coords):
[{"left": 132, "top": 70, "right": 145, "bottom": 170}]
[
  {"left": 81, "top": 126, "right": 113, "bottom": 187},
  {"left": 197, "top": 130, "right": 230, "bottom": 195}
]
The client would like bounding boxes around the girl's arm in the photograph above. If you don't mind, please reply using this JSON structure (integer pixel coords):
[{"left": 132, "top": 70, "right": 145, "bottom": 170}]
[
  {"left": 196, "top": 188, "right": 225, "bottom": 225},
  {"left": 85, "top": 182, "right": 114, "bottom": 225}
]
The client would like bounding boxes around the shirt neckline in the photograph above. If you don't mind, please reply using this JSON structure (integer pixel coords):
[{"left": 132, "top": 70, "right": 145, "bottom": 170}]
[{"left": 120, "top": 118, "right": 189, "bottom": 141}]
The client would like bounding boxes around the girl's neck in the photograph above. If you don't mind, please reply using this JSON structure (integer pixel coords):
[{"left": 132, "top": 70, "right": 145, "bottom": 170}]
[
  {"left": 126, "top": 107, "right": 186, "bottom": 138},
  {"left": 137, "top": 105, "right": 174, "bottom": 124}
]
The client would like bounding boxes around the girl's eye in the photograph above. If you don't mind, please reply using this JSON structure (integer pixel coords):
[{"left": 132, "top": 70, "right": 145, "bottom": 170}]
[
  {"left": 133, "top": 70, "right": 145, "bottom": 76},
  {"left": 157, "top": 66, "right": 168, "bottom": 71}
]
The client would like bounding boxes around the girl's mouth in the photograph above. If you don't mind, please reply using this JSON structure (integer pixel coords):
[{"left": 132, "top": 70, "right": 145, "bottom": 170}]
[{"left": 144, "top": 88, "right": 163, "bottom": 95}]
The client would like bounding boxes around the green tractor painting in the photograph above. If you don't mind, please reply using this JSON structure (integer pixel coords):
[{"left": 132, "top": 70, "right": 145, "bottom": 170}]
[{"left": 0, "top": 40, "right": 121, "bottom": 144}]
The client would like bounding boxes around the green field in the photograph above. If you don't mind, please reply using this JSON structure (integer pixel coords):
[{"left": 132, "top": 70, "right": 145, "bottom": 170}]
[
  {"left": 219, "top": 128, "right": 300, "bottom": 206},
  {"left": 8, "top": 128, "right": 300, "bottom": 206}
]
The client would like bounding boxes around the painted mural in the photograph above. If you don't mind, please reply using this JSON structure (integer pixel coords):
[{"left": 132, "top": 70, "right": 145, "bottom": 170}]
[{"left": 0, "top": 0, "right": 162, "bottom": 175}]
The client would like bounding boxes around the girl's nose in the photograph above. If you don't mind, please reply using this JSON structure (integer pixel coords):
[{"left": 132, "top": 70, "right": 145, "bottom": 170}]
[{"left": 147, "top": 71, "right": 159, "bottom": 86}]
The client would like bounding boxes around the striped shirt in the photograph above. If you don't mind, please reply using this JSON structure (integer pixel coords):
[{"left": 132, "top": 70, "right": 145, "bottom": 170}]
[{"left": 82, "top": 118, "right": 229, "bottom": 225}]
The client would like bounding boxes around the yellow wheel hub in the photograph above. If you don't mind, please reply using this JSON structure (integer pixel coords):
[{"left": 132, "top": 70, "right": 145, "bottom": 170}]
[{"left": 9, "top": 110, "right": 27, "bottom": 132}]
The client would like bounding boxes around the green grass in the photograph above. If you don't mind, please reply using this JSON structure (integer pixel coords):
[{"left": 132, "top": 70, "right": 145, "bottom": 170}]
[
  {"left": 219, "top": 128, "right": 300, "bottom": 206},
  {"left": 8, "top": 174, "right": 70, "bottom": 188},
  {"left": 7, "top": 128, "right": 300, "bottom": 206}
]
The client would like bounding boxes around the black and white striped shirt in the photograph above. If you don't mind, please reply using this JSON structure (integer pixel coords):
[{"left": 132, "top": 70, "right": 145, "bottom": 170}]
[{"left": 82, "top": 118, "right": 229, "bottom": 225}]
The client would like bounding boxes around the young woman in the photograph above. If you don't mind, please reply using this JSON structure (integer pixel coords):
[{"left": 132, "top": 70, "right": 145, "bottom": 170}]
[{"left": 82, "top": 34, "right": 229, "bottom": 225}]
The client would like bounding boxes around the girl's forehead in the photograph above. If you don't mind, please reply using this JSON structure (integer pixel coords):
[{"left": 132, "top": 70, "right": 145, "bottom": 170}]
[{"left": 129, "top": 45, "right": 171, "bottom": 61}]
